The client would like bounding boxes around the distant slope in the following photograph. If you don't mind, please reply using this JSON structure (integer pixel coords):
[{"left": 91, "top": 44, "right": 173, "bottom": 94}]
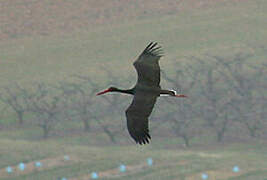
[
  {"left": 0, "top": 0, "right": 250, "bottom": 41},
  {"left": 0, "top": 0, "right": 266, "bottom": 87}
]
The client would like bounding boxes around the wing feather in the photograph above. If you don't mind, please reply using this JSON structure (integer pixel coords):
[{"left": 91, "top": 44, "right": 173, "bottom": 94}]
[
  {"left": 133, "top": 42, "right": 163, "bottom": 87},
  {"left": 125, "top": 42, "right": 163, "bottom": 144},
  {"left": 125, "top": 91, "right": 158, "bottom": 144}
]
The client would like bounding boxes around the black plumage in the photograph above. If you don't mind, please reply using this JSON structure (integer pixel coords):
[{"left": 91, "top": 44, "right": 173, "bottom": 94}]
[
  {"left": 96, "top": 42, "right": 187, "bottom": 145},
  {"left": 126, "top": 42, "right": 163, "bottom": 144}
]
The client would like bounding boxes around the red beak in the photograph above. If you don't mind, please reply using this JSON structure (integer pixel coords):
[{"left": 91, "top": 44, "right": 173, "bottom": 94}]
[
  {"left": 175, "top": 94, "right": 187, "bottom": 98},
  {"left": 96, "top": 89, "right": 110, "bottom": 96}
]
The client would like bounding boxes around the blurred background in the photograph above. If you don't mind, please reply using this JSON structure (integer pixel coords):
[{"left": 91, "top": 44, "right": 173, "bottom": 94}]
[{"left": 0, "top": 0, "right": 266, "bottom": 179}]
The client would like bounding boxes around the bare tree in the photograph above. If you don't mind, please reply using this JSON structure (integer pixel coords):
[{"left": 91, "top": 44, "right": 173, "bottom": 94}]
[
  {"left": 0, "top": 105, "right": 8, "bottom": 127},
  {"left": 192, "top": 57, "right": 236, "bottom": 142},
  {"left": 0, "top": 83, "right": 29, "bottom": 125},
  {"left": 213, "top": 54, "right": 266, "bottom": 138},
  {"left": 160, "top": 62, "right": 202, "bottom": 147},
  {"left": 70, "top": 74, "right": 127, "bottom": 143},
  {"left": 57, "top": 81, "right": 97, "bottom": 132},
  {"left": 94, "top": 67, "right": 137, "bottom": 143},
  {"left": 28, "top": 83, "right": 63, "bottom": 138},
  {"left": 96, "top": 93, "right": 130, "bottom": 144}
]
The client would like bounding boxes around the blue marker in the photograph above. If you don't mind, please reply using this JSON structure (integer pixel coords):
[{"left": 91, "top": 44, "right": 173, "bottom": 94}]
[
  {"left": 6, "top": 166, "right": 13, "bottom": 173},
  {"left": 18, "top": 163, "right": 25, "bottom": 171},
  {"left": 232, "top": 165, "right": 240, "bottom": 173},
  {"left": 91, "top": 172, "right": 98, "bottom": 179},
  {"left": 201, "top": 173, "right": 208, "bottom": 180},
  {"left": 61, "top": 178, "right": 67, "bottom": 180},
  {"left": 147, "top": 158, "right": 153, "bottom": 166},
  {"left": 35, "top": 161, "right": 42, "bottom": 168},
  {"left": 119, "top": 164, "right": 126, "bottom": 172},
  {"left": 64, "top": 155, "right": 70, "bottom": 161}
]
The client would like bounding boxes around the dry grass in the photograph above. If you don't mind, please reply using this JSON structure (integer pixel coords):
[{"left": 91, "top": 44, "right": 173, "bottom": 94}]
[
  {"left": 0, "top": 155, "right": 80, "bottom": 179},
  {"left": 70, "top": 159, "right": 189, "bottom": 180},
  {"left": 186, "top": 167, "right": 267, "bottom": 180},
  {"left": 0, "top": 0, "right": 251, "bottom": 41}
]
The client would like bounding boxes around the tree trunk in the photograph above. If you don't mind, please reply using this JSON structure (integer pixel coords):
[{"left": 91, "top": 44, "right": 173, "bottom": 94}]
[
  {"left": 217, "top": 131, "right": 224, "bottom": 142},
  {"left": 82, "top": 118, "right": 90, "bottom": 132},
  {"left": 182, "top": 135, "right": 190, "bottom": 148},
  {"left": 17, "top": 111, "right": 23, "bottom": 125},
  {"left": 248, "top": 126, "right": 257, "bottom": 138},
  {"left": 42, "top": 125, "right": 49, "bottom": 139},
  {"left": 216, "top": 114, "right": 229, "bottom": 142},
  {"left": 245, "top": 121, "right": 258, "bottom": 138},
  {"left": 103, "top": 126, "right": 117, "bottom": 144}
]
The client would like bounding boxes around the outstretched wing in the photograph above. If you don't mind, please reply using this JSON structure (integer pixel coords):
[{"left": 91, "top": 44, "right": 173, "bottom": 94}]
[
  {"left": 133, "top": 42, "right": 163, "bottom": 87},
  {"left": 125, "top": 91, "right": 158, "bottom": 144}
]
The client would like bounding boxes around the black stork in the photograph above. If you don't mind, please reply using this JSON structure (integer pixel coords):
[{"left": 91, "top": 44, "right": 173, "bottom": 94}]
[{"left": 96, "top": 42, "right": 187, "bottom": 145}]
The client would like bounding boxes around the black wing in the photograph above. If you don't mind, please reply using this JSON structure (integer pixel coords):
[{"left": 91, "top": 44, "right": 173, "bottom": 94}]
[
  {"left": 125, "top": 91, "right": 158, "bottom": 145},
  {"left": 133, "top": 42, "right": 163, "bottom": 87}
]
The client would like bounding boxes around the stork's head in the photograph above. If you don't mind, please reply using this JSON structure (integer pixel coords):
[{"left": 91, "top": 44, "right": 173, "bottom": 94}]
[{"left": 96, "top": 87, "right": 117, "bottom": 96}]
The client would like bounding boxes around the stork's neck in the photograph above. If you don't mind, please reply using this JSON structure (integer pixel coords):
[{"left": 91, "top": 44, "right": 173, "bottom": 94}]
[{"left": 114, "top": 88, "right": 134, "bottom": 95}]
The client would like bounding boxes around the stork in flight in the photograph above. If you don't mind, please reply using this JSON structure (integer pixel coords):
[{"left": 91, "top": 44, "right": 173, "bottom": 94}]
[{"left": 96, "top": 42, "right": 187, "bottom": 145}]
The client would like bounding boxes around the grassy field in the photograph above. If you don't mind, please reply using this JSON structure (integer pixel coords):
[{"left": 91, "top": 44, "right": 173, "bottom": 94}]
[
  {"left": 0, "top": 134, "right": 267, "bottom": 180},
  {"left": 1, "top": 0, "right": 267, "bottom": 179}
]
